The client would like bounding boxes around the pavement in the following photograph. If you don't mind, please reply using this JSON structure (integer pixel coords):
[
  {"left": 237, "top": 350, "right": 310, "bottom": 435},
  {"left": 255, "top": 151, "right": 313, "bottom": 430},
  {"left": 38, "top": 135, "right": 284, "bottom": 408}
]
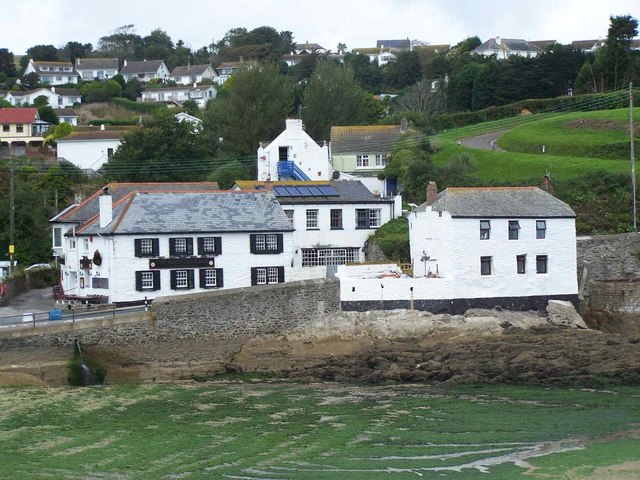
[{"left": 0, "top": 287, "right": 56, "bottom": 319}]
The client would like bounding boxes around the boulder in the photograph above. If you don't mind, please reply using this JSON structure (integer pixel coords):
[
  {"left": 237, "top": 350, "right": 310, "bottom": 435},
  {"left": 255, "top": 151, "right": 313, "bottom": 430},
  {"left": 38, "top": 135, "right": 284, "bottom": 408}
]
[{"left": 547, "top": 300, "right": 588, "bottom": 329}]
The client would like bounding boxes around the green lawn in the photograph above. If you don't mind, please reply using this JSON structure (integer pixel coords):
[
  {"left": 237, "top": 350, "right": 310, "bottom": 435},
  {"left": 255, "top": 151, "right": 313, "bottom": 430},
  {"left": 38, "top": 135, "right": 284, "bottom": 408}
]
[{"left": 1, "top": 383, "right": 639, "bottom": 479}]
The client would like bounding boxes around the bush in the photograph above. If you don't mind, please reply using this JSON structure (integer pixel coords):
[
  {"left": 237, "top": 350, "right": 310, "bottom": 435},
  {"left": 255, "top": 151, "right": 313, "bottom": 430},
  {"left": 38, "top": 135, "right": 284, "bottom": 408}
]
[
  {"left": 88, "top": 118, "right": 138, "bottom": 126},
  {"left": 370, "top": 217, "right": 410, "bottom": 262},
  {"left": 109, "top": 97, "right": 166, "bottom": 113}
]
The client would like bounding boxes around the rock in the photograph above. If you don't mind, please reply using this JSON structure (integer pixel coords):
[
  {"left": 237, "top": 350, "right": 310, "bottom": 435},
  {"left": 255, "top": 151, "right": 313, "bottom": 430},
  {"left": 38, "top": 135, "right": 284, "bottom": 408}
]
[{"left": 547, "top": 300, "right": 589, "bottom": 329}]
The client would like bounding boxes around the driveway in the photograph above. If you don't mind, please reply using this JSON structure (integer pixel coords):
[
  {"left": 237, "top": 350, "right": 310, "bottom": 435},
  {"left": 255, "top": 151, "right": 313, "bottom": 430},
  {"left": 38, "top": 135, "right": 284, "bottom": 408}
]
[{"left": 459, "top": 129, "right": 508, "bottom": 151}]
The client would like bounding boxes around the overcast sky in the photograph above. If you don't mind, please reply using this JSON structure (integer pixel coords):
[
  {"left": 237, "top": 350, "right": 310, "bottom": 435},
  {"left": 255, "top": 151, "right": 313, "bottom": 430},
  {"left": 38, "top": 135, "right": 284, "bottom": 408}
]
[{"left": 2, "top": 0, "right": 639, "bottom": 55}]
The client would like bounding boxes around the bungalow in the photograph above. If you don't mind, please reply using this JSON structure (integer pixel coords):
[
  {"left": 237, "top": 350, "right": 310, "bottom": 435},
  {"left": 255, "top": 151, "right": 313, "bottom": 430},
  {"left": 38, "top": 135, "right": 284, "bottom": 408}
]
[
  {"left": 139, "top": 84, "right": 217, "bottom": 108},
  {"left": 294, "top": 42, "right": 327, "bottom": 54},
  {"left": 233, "top": 180, "right": 400, "bottom": 269},
  {"left": 24, "top": 59, "right": 80, "bottom": 85},
  {"left": 120, "top": 59, "right": 170, "bottom": 82},
  {"left": 54, "top": 108, "right": 78, "bottom": 126},
  {"left": 0, "top": 107, "right": 49, "bottom": 157},
  {"left": 472, "top": 37, "right": 544, "bottom": 59},
  {"left": 351, "top": 48, "right": 396, "bottom": 65},
  {"left": 376, "top": 39, "right": 411, "bottom": 51},
  {"left": 257, "top": 118, "right": 330, "bottom": 182},
  {"left": 56, "top": 129, "right": 130, "bottom": 172},
  {"left": 169, "top": 64, "right": 217, "bottom": 85},
  {"left": 51, "top": 184, "right": 293, "bottom": 305},
  {"left": 74, "top": 58, "right": 119, "bottom": 81},
  {"left": 4, "top": 87, "right": 81, "bottom": 108}
]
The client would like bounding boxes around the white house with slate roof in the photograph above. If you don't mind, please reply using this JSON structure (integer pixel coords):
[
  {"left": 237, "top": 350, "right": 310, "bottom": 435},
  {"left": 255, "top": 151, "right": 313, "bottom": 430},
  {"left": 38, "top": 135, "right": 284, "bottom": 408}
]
[
  {"left": 74, "top": 58, "right": 119, "bottom": 81},
  {"left": 120, "top": 60, "right": 170, "bottom": 82},
  {"left": 169, "top": 64, "right": 217, "bottom": 85},
  {"left": 24, "top": 59, "right": 80, "bottom": 85},
  {"left": 472, "top": 37, "right": 543, "bottom": 59},
  {"left": 52, "top": 184, "right": 293, "bottom": 304},
  {"left": 339, "top": 183, "right": 578, "bottom": 314}
]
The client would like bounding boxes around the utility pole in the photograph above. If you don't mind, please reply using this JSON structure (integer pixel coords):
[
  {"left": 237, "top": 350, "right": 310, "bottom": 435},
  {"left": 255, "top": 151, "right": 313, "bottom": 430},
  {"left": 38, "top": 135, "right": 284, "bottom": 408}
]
[
  {"left": 631, "top": 82, "right": 637, "bottom": 231},
  {"left": 9, "top": 162, "right": 15, "bottom": 274}
]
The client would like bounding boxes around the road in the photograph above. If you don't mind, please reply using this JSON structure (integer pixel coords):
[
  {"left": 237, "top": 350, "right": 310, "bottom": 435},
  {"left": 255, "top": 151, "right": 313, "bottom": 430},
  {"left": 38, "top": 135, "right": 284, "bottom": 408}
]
[{"left": 459, "top": 129, "right": 508, "bottom": 151}]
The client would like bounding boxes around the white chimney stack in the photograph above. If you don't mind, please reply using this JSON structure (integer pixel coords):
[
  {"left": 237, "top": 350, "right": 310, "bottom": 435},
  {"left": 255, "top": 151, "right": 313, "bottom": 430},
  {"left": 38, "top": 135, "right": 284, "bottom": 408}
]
[
  {"left": 99, "top": 187, "right": 112, "bottom": 228},
  {"left": 495, "top": 36, "right": 502, "bottom": 46}
]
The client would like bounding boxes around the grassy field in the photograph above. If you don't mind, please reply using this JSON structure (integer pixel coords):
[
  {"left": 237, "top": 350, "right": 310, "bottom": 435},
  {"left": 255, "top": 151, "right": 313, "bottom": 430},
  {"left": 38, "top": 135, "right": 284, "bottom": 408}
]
[{"left": 1, "top": 382, "right": 639, "bottom": 479}]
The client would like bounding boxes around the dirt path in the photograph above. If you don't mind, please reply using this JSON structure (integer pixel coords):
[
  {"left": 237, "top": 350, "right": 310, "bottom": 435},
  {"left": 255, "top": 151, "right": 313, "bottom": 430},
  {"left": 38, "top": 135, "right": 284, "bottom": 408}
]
[{"left": 459, "top": 129, "right": 509, "bottom": 151}]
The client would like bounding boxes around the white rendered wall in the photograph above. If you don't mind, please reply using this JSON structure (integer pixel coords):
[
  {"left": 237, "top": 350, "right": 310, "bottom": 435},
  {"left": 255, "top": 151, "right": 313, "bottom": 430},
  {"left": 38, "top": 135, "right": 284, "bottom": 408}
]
[
  {"left": 57, "top": 139, "right": 122, "bottom": 171},
  {"left": 257, "top": 119, "right": 330, "bottom": 181}
]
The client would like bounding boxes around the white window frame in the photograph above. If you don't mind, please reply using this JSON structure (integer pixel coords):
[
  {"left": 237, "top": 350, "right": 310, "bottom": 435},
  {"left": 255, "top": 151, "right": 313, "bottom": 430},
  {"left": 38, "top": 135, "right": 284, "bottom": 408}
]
[
  {"left": 174, "top": 238, "right": 187, "bottom": 254},
  {"left": 267, "top": 267, "right": 279, "bottom": 283},
  {"left": 266, "top": 234, "right": 278, "bottom": 251},
  {"left": 256, "top": 268, "right": 267, "bottom": 284},
  {"left": 69, "top": 239, "right": 77, "bottom": 250},
  {"left": 202, "top": 237, "right": 216, "bottom": 253},
  {"left": 306, "top": 209, "right": 319, "bottom": 229},
  {"left": 83, "top": 238, "right": 90, "bottom": 252},
  {"left": 255, "top": 234, "right": 266, "bottom": 250},
  {"left": 175, "top": 270, "right": 188, "bottom": 288},
  {"left": 140, "top": 238, "right": 153, "bottom": 255},
  {"left": 369, "top": 209, "right": 381, "bottom": 228},
  {"left": 375, "top": 154, "right": 387, "bottom": 167},
  {"left": 204, "top": 269, "right": 217, "bottom": 287},
  {"left": 141, "top": 271, "right": 154, "bottom": 290}
]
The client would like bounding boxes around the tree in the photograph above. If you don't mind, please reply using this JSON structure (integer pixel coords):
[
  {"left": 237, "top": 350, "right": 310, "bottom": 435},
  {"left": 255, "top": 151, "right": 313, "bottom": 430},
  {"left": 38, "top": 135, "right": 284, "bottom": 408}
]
[
  {"left": 207, "top": 160, "right": 253, "bottom": 189},
  {"left": 22, "top": 72, "right": 41, "bottom": 89},
  {"left": 451, "top": 36, "right": 482, "bottom": 55},
  {"left": 383, "top": 51, "right": 422, "bottom": 90},
  {"left": 33, "top": 95, "right": 49, "bottom": 107},
  {"left": 98, "top": 24, "right": 144, "bottom": 60},
  {"left": 337, "top": 43, "right": 347, "bottom": 55},
  {"left": 302, "top": 62, "right": 376, "bottom": 140},
  {"left": 59, "top": 41, "right": 93, "bottom": 62},
  {"left": 345, "top": 53, "right": 383, "bottom": 92},
  {"left": 25, "top": 44, "right": 58, "bottom": 61},
  {"left": 290, "top": 53, "right": 319, "bottom": 82},
  {"left": 395, "top": 80, "right": 447, "bottom": 118},
  {"left": 143, "top": 28, "right": 174, "bottom": 61},
  {"left": 38, "top": 106, "right": 59, "bottom": 125},
  {"left": 216, "top": 26, "right": 294, "bottom": 62},
  {"left": 80, "top": 80, "right": 122, "bottom": 103},
  {"left": 0, "top": 48, "right": 16, "bottom": 77},
  {"left": 102, "top": 108, "right": 219, "bottom": 182},
  {"left": 122, "top": 78, "right": 143, "bottom": 101},
  {"left": 206, "top": 62, "right": 294, "bottom": 156},
  {"left": 181, "top": 99, "right": 199, "bottom": 116}
]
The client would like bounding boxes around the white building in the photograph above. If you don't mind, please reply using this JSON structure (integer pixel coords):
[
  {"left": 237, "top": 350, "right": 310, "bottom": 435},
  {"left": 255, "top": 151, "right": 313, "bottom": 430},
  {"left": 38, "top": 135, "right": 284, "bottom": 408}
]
[
  {"left": 51, "top": 184, "right": 294, "bottom": 304},
  {"left": 337, "top": 183, "right": 579, "bottom": 314},
  {"left": 169, "top": 64, "right": 217, "bottom": 85},
  {"left": 257, "top": 119, "right": 331, "bottom": 182},
  {"left": 74, "top": 58, "right": 119, "bottom": 81},
  {"left": 54, "top": 108, "right": 78, "bottom": 126},
  {"left": 139, "top": 84, "right": 217, "bottom": 108},
  {"left": 351, "top": 48, "right": 397, "bottom": 65},
  {"left": 56, "top": 130, "right": 125, "bottom": 173},
  {"left": 472, "top": 37, "right": 544, "bottom": 59},
  {"left": 120, "top": 60, "right": 170, "bottom": 82},
  {"left": 24, "top": 59, "right": 80, "bottom": 85},
  {"left": 234, "top": 180, "right": 401, "bottom": 268},
  {"left": 4, "top": 87, "right": 81, "bottom": 108}
]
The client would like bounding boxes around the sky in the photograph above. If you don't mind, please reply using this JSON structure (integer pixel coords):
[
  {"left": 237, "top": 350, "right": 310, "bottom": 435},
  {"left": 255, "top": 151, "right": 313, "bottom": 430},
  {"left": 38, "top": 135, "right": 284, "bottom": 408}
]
[{"left": 2, "top": 0, "right": 640, "bottom": 55}]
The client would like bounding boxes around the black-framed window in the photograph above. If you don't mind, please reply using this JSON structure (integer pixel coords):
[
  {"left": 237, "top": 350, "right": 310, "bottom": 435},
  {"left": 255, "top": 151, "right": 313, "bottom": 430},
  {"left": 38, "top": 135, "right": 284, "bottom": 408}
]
[
  {"left": 197, "top": 236, "right": 222, "bottom": 255},
  {"left": 170, "top": 269, "right": 195, "bottom": 289},
  {"left": 330, "top": 209, "right": 343, "bottom": 229},
  {"left": 356, "top": 208, "right": 381, "bottom": 229},
  {"left": 480, "top": 220, "right": 490, "bottom": 240},
  {"left": 480, "top": 256, "right": 492, "bottom": 276},
  {"left": 250, "top": 233, "right": 283, "bottom": 254},
  {"left": 251, "top": 266, "right": 285, "bottom": 285},
  {"left": 135, "top": 270, "right": 160, "bottom": 291},
  {"left": 134, "top": 238, "right": 159, "bottom": 257},
  {"left": 169, "top": 237, "right": 194, "bottom": 256},
  {"left": 199, "top": 268, "right": 223, "bottom": 288},
  {"left": 536, "top": 220, "right": 547, "bottom": 239},
  {"left": 536, "top": 255, "right": 548, "bottom": 274},
  {"left": 508, "top": 220, "right": 520, "bottom": 240},
  {"left": 516, "top": 254, "right": 526, "bottom": 274}
]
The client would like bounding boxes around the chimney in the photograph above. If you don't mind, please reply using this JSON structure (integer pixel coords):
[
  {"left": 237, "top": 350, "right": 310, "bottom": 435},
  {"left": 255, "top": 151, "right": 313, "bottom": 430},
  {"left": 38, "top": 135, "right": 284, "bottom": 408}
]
[
  {"left": 265, "top": 176, "right": 273, "bottom": 190},
  {"left": 99, "top": 187, "right": 112, "bottom": 228},
  {"left": 542, "top": 172, "right": 554, "bottom": 195},
  {"left": 426, "top": 181, "right": 438, "bottom": 206},
  {"left": 51, "top": 86, "right": 56, "bottom": 93},
  {"left": 123, "top": 59, "right": 127, "bottom": 67},
  {"left": 495, "top": 36, "right": 502, "bottom": 46},
  {"left": 400, "top": 117, "right": 408, "bottom": 132},
  {"left": 100, "top": 124, "right": 105, "bottom": 131}
]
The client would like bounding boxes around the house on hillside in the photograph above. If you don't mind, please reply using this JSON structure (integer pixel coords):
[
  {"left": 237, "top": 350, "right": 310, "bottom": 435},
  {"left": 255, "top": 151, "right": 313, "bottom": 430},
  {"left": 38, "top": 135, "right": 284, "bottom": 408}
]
[
  {"left": 214, "top": 61, "right": 254, "bottom": 86},
  {"left": 351, "top": 48, "right": 396, "bottom": 65},
  {"left": 233, "top": 180, "right": 400, "bottom": 268},
  {"left": 139, "top": 84, "right": 217, "bottom": 108},
  {"left": 54, "top": 108, "right": 78, "bottom": 126},
  {"left": 376, "top": 39, "right": 411, "bottom": 51},
  {"left": 405, "top": 183, "right": 577, "bottom": 311},
  {"left": 294, "top": 42, "right": 327, "bottom": 54},
  {"left": 330, "top": 120, "right": 409, "bottom": 196},
  {"left": 120, "top": 60, "right": 170, "bottom": 82},
  {"left": 0, "top": 107, "right": 49, "bottom": 156},
  {"left": 473, "top": 37, "right": 543, "bottom": 59},
  {"left": 24, "top": 59, "right": 80, "bottom": 85},
  {"left": 257, "top": 119, "right": 331, "bottom": 182},
  {"left": 56, "top": 129, "right": 129, "bottom": 173},
  {"left": 169, "top": 64, "right": 217, "bottom": 85},
  {"left": 74, "top": 58, "right": 119, "bottom": 80},
  {"left": 4, "top": 87, "right": 81, "bottom": 108}
]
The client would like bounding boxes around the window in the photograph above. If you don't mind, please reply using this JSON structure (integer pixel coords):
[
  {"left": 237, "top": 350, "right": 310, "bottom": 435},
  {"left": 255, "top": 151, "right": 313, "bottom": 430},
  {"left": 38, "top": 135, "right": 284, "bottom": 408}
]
[
  {"left": 480, "top": 256, "right": 492, "bottom": 276},
  {"left": 330, "top": 209, "right": 343, "bottom": 229},
  {"left": 536, "top": 220, "right": 547, "bottom": 239},
  {"left": 107, "top": 148, "right": 114, "bottom": 158},
  {"left": 169, "top": 237, "right": 193, "bottom": 256},
  {"left": 83, "top": 238, "right": 90, "bottom": 252},
  {"left": 356, "top": 209, "right": 381, "bottom": 229},
  {"left": 197, "top": 237, "right": 221, "bottom": 255},
  {"left": 284, "top": 209, "right": 294, "bottom": 224},
  {"left": 517, "top": 255, "right": 526, "bottom": 274},
  {"left": 536, "top": 255, "right": 548, "bottom": 274},
  {"left": 2, "top": 124, "right": 9, "bottom": 132},
  {"left": 356, "top": 155, "right": 369, "bottom": 167},
  {"left": 134, "top": 238, "right": 159, "bottom": 257},
  {"left": 58, "top": 97, "right": 63, "bottom": 106},
  {"left": 508, "top": 220, "right": 520, "bottom": 240},
  {"left": 306, "top": 209, "right": 319, "bottom": 229},
  {"left": 250, "top": 234, "right": 282, "bottom": 254},
  {"left": 480, "top": 220, "right": 491, "bottom": 240},
  {"left": 135, "top": 270, "right": 160, "bottom": 291},
  {"left": 53, "top": 227, "right": 62, "bottom": 248},
  {"left": 56, "top": 76, "right": 62, "bottom": 82},
  {"left": 375, "top": 154, "right": 387, "bottom": 167},
  {"left": 69, "top": 239, "right": 77, "bottom": 250},
  {"left": 251, "top": 266, "right": 285, "bottom": 285},
  {"left": 16, "top": 124, "right": 23, "bottom": 133},
  {"left": 302, "top": 248, "right": 360, "bottom": 267},
  {"left": 199, "top": 268, "right": 223, "bottom": 288},
  {"left": 170, "top": 269, "right": 194, "bottom": 289}
]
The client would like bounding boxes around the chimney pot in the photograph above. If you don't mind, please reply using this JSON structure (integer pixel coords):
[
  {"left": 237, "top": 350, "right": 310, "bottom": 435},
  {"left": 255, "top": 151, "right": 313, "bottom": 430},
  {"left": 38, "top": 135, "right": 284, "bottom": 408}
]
[{"left": 426, "top": 181, "right": 438, "bottom": 206}]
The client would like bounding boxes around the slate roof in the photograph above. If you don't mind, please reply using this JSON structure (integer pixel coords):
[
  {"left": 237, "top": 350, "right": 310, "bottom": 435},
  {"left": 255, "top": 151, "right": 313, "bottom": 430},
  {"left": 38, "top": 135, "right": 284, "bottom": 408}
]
[
  {"left": 0, "top": 107, "right": 39, "bottom": 123},
  {"left": 376, "top": 39, "right": 411, "bottom": 49},
  {"left": 51, "top": 182, "right": 220, "bottom": 224},
  {"left": 74, "top": 58, "right": 119, "bottom": 70},
  {"left": 330, "top": 125, "right": 404, "bottom": 154},
  {"left": 143, "top": 85, "right": 216, "bottom": 93},
  {"left": 419, "top": 187, "right": 575, "bottom": 218},
  {"left": 8, "top": 87, "right": 81, "bottom": 97},
  {"left": 234, "top": 180, "right": 390, "bottom": 205},
  {"left": 570, "top": 39, "right": 604, "bottom": 50},
  {"left": 120, "top": 60, "right": 166, "bottom": 74},
  {"left": 473, "top": 38, "right": 544, "bottom": 54},
  {"left": 170, "top": 64, "right": 214, "bottom": 77},
  {"left": 54, "top": 108, "right": 77, "bottom": 118},
  {"left": 30, "top": 61, "right": 78, "bottom": 76},
  {"left": 77, "top": 191, "right": 293, "bottom": 235},
  {"left": 57, "top": 130, "right": 129, "bottom": 141},
  {"left": 295, "top": 42, "right": 325, "bottom": 51}
]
